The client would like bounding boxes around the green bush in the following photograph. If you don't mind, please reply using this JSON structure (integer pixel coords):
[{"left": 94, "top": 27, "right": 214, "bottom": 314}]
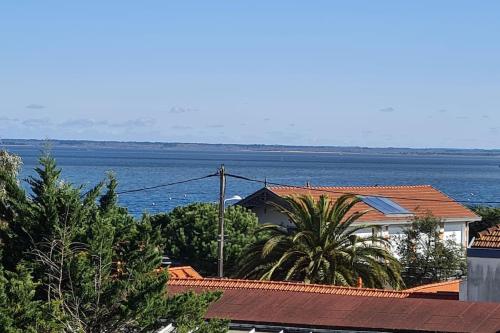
[{"left": 153, "top": 202, "right": 259, "bottom": 277}]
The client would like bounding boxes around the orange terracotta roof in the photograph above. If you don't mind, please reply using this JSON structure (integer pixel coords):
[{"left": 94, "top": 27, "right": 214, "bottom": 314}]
[
  {"left": 167, "top": 266, "right": 202, "bottom": 279},
  {"left": 169, "top": 277, "right": 416, "bottom": 298},
  {"left": 404, "top": 279, "right": 461, "bottom": 293},
  {"left": 471, "top": 225, "right": 500, "bottom": 249},
  {"left": 267, "top": 185, "right": 479, "bottom": 222}
]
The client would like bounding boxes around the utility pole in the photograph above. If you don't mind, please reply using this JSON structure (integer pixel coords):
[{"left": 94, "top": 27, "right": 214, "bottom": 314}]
[{"left": 217, "top": 164, "right": 226, "bottom": 278}]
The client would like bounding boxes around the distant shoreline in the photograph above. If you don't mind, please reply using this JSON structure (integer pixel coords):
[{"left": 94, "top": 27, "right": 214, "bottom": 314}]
[{"left": 2, "top": 138, "right": 500, "bottom": 157}]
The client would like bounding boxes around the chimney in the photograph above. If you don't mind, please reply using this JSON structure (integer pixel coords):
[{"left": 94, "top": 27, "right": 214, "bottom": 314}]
[{"left": 357, "top": 277, "right": 363, "bottom": 288}]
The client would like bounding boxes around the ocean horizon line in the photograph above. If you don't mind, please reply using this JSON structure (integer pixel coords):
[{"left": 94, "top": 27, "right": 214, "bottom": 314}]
[{"left": 2, "top": 138, "right": 500, "bottom": 155}]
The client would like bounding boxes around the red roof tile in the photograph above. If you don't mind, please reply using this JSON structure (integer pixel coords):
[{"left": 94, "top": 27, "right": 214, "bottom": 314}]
[
  {"left": 168, "top": 279, "right": 500, "bottom": 332},
  {"left": 168, "top": 277, "right": 410, "bottom": 298},
  {"left": 472, "top": 225, "right": 500, "bottom": 249},
  {"left": 404, "top": 279, "right": 460, "bottom": 293},
  {"left": 168, "top": 277, "right": 459, "bottom": 301},
  {"left": 267, "top": 185, "right": 479, "bottom": 222},
  {"left": 167, "top": 266, "right": 202, "bottom": 279}
]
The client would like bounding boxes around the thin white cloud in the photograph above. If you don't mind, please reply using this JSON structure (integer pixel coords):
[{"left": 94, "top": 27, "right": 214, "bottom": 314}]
[
  {"left": 379, "top": 107, "right": 395, "bottom": 113},
  {"left": 18, "top": 117, "right": 158, "bottom": 133},
  {"left": 26, "top": 104, "right": 46, "bottom": 109},
  {"left": 171, "top": 125, "right": 192, "bottom": 130},
  {"left": 0, "top": 117, "right": 19, "bottom": 122},
  {"left": 22, "top": 118, "right": 52, "bottom": 126},
  {"left": 169, "top": 107, "right": 198, "bottom": 114},
  {"left": 109, "top": 118, "right": 156, "bottom": 128},
  {"left": 61, "top": 119, "right": 108, "bottom": 128}
]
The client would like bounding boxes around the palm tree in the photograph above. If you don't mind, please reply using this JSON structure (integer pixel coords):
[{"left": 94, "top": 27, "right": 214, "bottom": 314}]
[{"left": 237, "top": 194, "right": 403, "bottom": 289}]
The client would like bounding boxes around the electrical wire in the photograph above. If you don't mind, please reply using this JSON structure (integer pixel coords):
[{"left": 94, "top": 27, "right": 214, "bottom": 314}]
[
  {"left": 116, "top": 172, "right": 218, "bottom": 195},
  {"left": 105, "top": 167, "right": 499, "bottom": 205},
  {"left": 225, "top": 172, "right": 500, "bottom": 205}
]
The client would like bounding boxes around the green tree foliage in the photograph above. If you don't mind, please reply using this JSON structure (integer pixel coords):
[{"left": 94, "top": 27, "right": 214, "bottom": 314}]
[
  {"left": 470, "top": 206, "right": 500, "bottom": 240},
  {"left": 152, "top": 203, "right": 259, "bottom": 277},
  {"left": 0, "top": 152, "right": 227, "bottom": 332},
  {"left": 0, "top": 150, "right": 22, "bottom": 178},
  {"left": 238, "top": 194, "right": 403, "bottom": 289},
  {"left": 0, "top": 150, "right": 23, "bottom": 235},
  {"left": 166, "top": 291, "right": 227, "bottom": 333},
  {"left": 396, "top": 215, "right": 465, "bottom": 288},
  {"left": 0, "top": 264, "right": 62, "bottom": 333}
]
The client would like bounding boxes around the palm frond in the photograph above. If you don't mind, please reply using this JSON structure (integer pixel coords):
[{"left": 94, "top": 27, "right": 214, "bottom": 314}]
[{"left": 236, "top": 193, "right": 402, "bottom": 288}]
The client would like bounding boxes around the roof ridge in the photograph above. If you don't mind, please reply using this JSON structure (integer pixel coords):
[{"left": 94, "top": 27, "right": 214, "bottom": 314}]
[
  {"left": 268, "top": 184, "right": 433, "bottom": 190},
  {"left": 168, "top": 277, "right": 410, "bottom": 298}
]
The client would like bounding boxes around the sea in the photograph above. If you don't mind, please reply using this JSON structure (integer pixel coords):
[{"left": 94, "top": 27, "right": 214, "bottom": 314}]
[{"left": 5, "top": 145, "right": 500, "bottom": 216}]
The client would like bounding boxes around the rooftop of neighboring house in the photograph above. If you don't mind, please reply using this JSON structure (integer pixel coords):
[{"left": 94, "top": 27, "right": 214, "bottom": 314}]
[
  {"left": 168, "top": 277, "right": 462, "bottom": 300},
  {"left": 404, "top": 279, "right": 461, "bottom": 296},
  {"left": 238, "top": 185, "right": 480, "bottom": 223},
  {"left": 471, "top": 224, "right": 500, "bottom": 249},
  {"left": 169, "top": 277, "right": 411, "bottom": 298},
  {"left": 167, "top": 277, "right": 500, "bottom": 333},
  {"left": 167, "top": 266, "right": 203, "bottom": 279}
]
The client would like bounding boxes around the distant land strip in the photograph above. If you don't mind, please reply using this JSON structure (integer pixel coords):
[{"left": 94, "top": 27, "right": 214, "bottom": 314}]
[{"left": 1, "top": 138, "right": 500, "bottom": 157}]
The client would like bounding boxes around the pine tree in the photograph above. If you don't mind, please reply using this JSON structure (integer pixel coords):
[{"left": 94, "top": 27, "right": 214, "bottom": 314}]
[
  {"left": 0, "top": 152, "right": 228, "bottom": 332},
  {"left": 0, "top": 264, "right": 62, "bottom": 333}
]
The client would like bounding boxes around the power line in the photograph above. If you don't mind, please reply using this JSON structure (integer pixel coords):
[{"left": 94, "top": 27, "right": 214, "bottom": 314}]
[
  {"left": 106, "top": 168, "right": 500, "bottom": 205},
  {"left": 225, "top": 173, "right": 500, "bottom": 205},
  {"left": 116, "top": 173, "right": 218, "bottom": 195}
]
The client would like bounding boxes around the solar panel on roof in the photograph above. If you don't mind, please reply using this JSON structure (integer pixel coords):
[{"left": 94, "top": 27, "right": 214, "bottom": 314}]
[{"left": 359, "top": 196, "right": 411, "bottom": 215}]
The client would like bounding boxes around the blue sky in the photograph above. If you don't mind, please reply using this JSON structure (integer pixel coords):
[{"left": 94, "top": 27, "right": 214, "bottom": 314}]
[{"left": 1, "top": 1, "right": 499, "bottom": 148}]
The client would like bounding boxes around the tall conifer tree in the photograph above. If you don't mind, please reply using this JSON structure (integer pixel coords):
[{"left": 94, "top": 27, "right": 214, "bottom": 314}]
[{"left": 0, "top": 151, "right": 227, "bottom": 332}]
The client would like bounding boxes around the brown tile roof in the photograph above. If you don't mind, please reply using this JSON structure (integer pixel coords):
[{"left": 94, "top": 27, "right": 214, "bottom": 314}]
[
  {"left": 168, "top": 279, "right": 500, "bottom": 332},
  {"left": 267, "top": 185, "right": 479, "bottom": 222},
  {"left": 404, "top": 279, "right": 461, "bottom": 293},
  {"left": 167, "top": 266, "right": 202, "bottom": 279},
  {"left": 471, "top": 225, "right": 500, "bottom": 249}
]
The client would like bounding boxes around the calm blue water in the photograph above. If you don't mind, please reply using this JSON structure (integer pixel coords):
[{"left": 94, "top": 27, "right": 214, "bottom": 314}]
[{"left": 5, "top": 146, "right": 500, "bottom": 215}]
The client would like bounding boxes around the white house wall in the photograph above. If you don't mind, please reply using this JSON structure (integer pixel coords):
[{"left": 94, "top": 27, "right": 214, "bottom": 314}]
[
  {"left": 253, "top": 205, "right": 292, "bottom": 228},
  {"left": 444, "top": 221, "right": 466, "bottom": 247}
]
